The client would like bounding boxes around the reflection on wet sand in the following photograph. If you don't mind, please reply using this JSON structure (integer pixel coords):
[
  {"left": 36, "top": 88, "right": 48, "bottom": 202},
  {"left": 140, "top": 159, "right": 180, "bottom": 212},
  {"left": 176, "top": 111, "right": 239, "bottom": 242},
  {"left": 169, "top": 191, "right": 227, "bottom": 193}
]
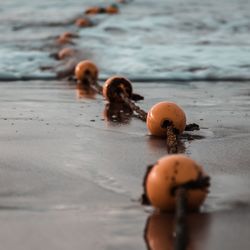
[
  {"left": 144, "top": 212, "right": 210, "bottom": 250},
  {"left": 76, "top": 83, "right": 96, "bottom": 99},
  {"left": 103, "top": 102, "right": 133, "bottom": 123}
]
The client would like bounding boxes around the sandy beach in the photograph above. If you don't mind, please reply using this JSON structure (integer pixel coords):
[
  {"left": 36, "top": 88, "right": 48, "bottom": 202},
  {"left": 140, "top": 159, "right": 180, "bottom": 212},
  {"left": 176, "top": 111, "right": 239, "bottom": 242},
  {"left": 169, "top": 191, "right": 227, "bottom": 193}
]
[
  {"left": 0, "top": 79, "right": 249, "bottom": 249},
  {"left": 1, "top": 0, "right": 250, "bottom": 249}
]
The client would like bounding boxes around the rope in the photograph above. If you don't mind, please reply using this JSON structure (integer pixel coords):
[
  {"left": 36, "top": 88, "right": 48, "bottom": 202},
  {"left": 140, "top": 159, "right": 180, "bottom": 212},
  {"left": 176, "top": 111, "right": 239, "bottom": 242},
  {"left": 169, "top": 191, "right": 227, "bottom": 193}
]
[{"left": 93, "top": 81, "right": 103, "bottom": 95}]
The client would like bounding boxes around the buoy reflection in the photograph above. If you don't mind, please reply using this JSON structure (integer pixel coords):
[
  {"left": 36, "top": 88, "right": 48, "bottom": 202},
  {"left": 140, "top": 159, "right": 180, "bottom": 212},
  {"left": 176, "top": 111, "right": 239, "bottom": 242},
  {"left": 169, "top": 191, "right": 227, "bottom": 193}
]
[
  {"left": 76, "top": 83, "right": 96, "bottom": 99},
  {"left": 144, "top": 212, "right": 210, "bottom": 250},
  {"left": 103, "top": 102, "right": 133, "bottom": 123}
]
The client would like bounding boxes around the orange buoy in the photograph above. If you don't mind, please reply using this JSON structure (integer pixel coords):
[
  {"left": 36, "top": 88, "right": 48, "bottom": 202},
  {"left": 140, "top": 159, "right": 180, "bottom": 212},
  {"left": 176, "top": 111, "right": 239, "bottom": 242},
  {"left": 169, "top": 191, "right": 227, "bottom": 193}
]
[
  {"left": 116, "top": 0, "right": 127, "bottom": 3},
  {"left": 56, "top": 32, "right": 78, "bottom": 45},
  {"left": 75, "top": 17, "right": 91, "bottom": 27},
  {"left": 145, "top": 154, "right": 209, "bottom": 212},
  {"left": 85, "top": 6, "right": 105, "bottom": 15},
  {"left": 103, "top": 76, "right": 133, "bottom": 102},
  {"left": 105, "top": 5, "right": 119, "bottom": 14},
  {"left": 58, "top": 48, "right": 76, "bottom": 60},
  {"left": 56, "top": 36, "right": 72, "bottom": 45},
  {"left": 147, "top": 101, "right": 186, "bottom": 137},
  {"left": 75, "top": 60, "right": 98, "bottom": 84},
  {"left": 60, "top": 32, "right": 78, "bottom": 39}
]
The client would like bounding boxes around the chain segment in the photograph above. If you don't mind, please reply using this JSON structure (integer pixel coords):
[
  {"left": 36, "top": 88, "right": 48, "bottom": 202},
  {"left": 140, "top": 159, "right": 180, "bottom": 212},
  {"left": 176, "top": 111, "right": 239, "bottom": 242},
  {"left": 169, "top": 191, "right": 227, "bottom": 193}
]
[{"left": 121, "top": 94, "right": 148, "bottom": 121}]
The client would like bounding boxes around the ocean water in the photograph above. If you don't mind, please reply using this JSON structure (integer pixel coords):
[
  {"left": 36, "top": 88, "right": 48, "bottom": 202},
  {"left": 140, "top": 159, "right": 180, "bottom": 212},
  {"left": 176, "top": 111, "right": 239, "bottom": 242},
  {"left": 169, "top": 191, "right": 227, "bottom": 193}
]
[{"left": 0, "top": 0, "right": 250, "bottom": 79}]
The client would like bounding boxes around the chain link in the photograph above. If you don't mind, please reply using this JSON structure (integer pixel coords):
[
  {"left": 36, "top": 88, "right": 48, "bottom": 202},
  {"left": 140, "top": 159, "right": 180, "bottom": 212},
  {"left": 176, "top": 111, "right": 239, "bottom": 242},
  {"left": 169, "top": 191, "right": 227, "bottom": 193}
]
[
  {"left": 93, "top": 81, "right": 103, "bottom": 95},
  {"left": 121, "top": 94, "right": 148, "bottom": 121}
]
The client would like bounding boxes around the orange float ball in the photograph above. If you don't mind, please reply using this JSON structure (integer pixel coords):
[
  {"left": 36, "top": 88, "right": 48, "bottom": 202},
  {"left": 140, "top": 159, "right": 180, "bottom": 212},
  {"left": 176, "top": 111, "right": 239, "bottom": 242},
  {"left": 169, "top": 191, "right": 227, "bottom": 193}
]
[
  {"left": 75, "top": 60, "right": 98, "bottom": 83},
  {"left": 147, "top": 101, "right": 186, "bottom": 137},
  {"left": 105, "top": 5, "right": 119, "bottom": 14},
  {"left": 56, "top": 36, "right": 72, "bottom": 45},
  {"left": 58, "top": 48, "right": 76, "bottom": 60},
  {"left": 85, "top": 6, "right": 104, "bottom": 15},
  {"left": 60, "top": 32, "right": 77, "bottom": 39},
  {"left": 145, "top": 155, "right": 208, "bottom": 212},
  {"left": 75, "top": 18, "right": 91, "bottom": 27},
  {"left": 103, "top": 76, "right": 133, "bottom": 102},
  {"left": 56, "top": 32, "right": 78, "bottom": 45},
  {"left": 59, "top": 32, "right": 77, "bottom": 40}
]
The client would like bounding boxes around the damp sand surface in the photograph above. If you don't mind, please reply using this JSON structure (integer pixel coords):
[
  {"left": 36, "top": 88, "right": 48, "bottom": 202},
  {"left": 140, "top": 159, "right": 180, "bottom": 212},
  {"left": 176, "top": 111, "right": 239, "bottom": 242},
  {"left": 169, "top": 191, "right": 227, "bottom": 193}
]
[
  {"left": 0, "top": 80, "right": 250, "bottom": 249},
  {"left": 1, "top": 0, "right": 250, "bottom": 249}
]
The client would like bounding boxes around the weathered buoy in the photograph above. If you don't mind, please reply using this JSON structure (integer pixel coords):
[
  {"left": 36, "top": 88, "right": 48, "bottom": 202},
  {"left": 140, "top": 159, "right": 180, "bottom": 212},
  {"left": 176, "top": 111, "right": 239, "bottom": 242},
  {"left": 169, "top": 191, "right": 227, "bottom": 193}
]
[
  {"left": 85, "top": 6, "right": 105, "bottom": 15},
  {"left": 56, "top": 32, "right": 78, "bottom": 45},
  {"left": 147, "top": 101, "right": 186, "bottom": 137},
  {"left": 85, "top": 5, "right": 119, "bottom": 15},
  {"left": 103, "top": 76, "right": 133, "bottom": 102},
  {"left": 145, "top": 154, "right": 209, "bottom": 211},
  {"left": 105, "top": 5, "right": 119, "bottom": 14},
  {"left": 60, "top": 32, "right": 78, "bottom": 39},
  {"left": 75, "top": 60, "right": 98, "bottom": 85},
  {"left": 75, "top": 17, "right": 91, "bottom": 27},
  {"left": 58, "top": 48, "right": 76, "bottom": 60}
]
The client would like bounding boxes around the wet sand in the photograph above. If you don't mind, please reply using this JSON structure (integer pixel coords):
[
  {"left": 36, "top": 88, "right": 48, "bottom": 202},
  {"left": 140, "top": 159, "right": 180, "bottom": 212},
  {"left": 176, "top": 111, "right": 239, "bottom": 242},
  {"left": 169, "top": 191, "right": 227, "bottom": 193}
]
[{"left": 0, "top": 79, "right": 249, "bottom": 249}]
